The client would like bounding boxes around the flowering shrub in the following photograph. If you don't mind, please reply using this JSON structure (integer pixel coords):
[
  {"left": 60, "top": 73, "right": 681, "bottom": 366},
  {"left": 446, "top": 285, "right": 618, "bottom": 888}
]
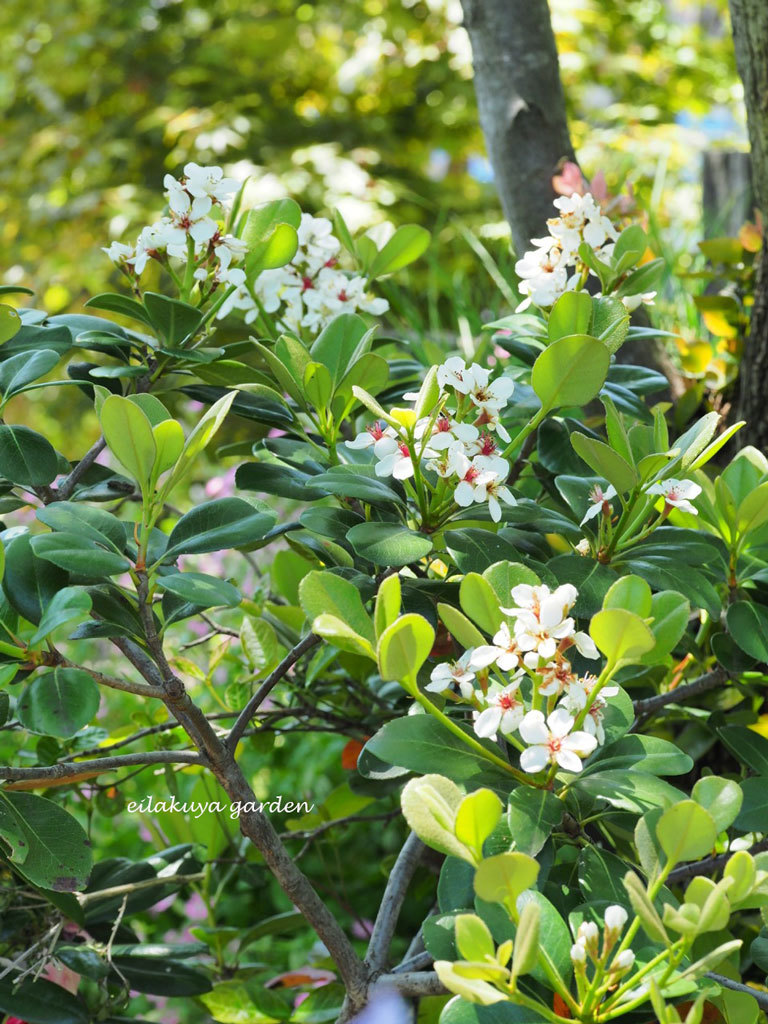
[{"left": 1, "top": 166, "right": 768, "bottom": 1024}]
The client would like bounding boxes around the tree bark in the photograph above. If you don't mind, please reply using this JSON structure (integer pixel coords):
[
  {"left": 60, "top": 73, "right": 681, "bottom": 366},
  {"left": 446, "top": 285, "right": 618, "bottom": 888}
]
[
  {"left": 460, "top": 0, "right": 576, "bottom": 255},
  {"left": 728, "top": 0, "right": 768, "bottom": 448}
]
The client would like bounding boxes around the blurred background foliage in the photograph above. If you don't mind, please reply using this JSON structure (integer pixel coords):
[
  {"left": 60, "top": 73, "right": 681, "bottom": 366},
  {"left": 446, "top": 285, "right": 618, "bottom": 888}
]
[{"left": 0, "top": 0, "right": 746, "bottom": 310}]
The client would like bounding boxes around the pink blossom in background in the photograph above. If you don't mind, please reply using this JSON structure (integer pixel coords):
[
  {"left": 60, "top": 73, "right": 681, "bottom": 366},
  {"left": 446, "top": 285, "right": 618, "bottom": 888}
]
[
  {"left": 268, "top": 427, "right": 287, "bottom": 438},
  {"left": 205, "top": 466, "right": 237, "bottom": 499},
  {"left": 352, "top": 918, "right": 373, "bottom": 940},
  {"left": 183, "top": 891, "right": 208, "bottom": 921}
]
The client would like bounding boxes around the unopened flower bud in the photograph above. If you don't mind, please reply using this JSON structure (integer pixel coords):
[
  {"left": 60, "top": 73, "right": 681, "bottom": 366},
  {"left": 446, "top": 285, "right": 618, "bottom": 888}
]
[
  {"left": 575, "top": 538, "right": 591, "bottom": 557},
  {"left": 570, "top": 941, "right": 587, "bottom": 966},
  {"left": 604, "top": 905, "right": 628, "bottom": 933},
  {"left": 611, "top": 949, "right": 635, "bottom": 975}
]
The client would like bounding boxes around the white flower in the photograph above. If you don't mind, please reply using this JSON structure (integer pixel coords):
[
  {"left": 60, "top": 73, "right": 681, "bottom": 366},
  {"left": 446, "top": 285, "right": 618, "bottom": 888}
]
[
  {"left": 502, "top": 584, "right": 579, "bottom": 669},
  {"left": 575, "top": 538, "right": 591, "bottom": 556},
  {"left": 484, "top": 475, "right": 517, "bottom": 522},
  {"left": 425, "top": 416, "right": 479, "bottom": 453},
  {"left": 468, "top": 368, "right": 515, "bottom": 415},
  {"left": 538, "top": 659, "right": 576, "bottom": 697},
  {"left": 472, "top": 621, "right": 521, "bottom": 672},
  {"left": 183, "top": 162, "right": 240, "bottom": 204},
  {"left": 345, "top": 421, "right": 395, "bottom": 450},
  {"left": 581, "top": 483, "right": 617, "bottom": 525},
  {"left": 437, "top": 357, "right": 476, "bottom": 395},
  {"left": 214, "top": 234, "right": 248, "bottom": 272},
  {"left": 216, "top": 280, "right": 259, "bottom": 323},
  {"left": 621, "top": 291, "right": 656, "bottom": 312},
  {"left": 133, "top": 219, "right": 185, "bottom": 273},
  {"left": 604, "top": 905, "right": 628, "bottom": 933},
  {"left": 102, "top": 241, "right": 134, "bottom": 266},
  {"left": 645, "top": 478, "right": 702, "bottom": 516},
  {"left": 426, "top": 650, "right": 478, "bottom": 699},
  {"left": 373, "top": 436, "right": 414, "bottom": 480},
  {"left": 518, "top": 708, "right": 597, "bottom": 773},
  {"left": 473, "top": 676, "right": 525, "bottom": 739},
  {"left": 515, "top": 237, "right": 571, "bottom": 311}
]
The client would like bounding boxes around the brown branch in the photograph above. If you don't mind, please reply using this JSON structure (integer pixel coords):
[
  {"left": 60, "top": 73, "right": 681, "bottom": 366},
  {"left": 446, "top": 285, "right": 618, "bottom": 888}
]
[
  {"left": 108, "top": 610, "right": 368, "bottom": 1008},
  {"left": 631, "top": 668, "right": 728, "bottom": 729},
  {"left": 0, "top": 751, "right": 201, "bottom": 783},
  {"left": 226, "top": 632, "right": 321, "bottom": 751},
  {"left": 56, "top": 656, "right": 164, "bottom": 700},
  {"left": 365, "top": 831, "right": 426, "bottom": 974},
  {"left": 667, "top": 837, "right": 768, "bottom": 885},
  {"left": 53, "top": 437, "right": 107, "bottom": 502},
  {"left": 279, "top": 811, "right": 399, "bottom": 843}
]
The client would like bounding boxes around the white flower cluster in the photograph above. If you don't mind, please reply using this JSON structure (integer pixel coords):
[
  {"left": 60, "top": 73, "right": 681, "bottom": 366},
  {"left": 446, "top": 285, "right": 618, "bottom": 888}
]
[
  {"left": 427, "top": 583, "right": 615, "bottom": 775},
  {"left": 346, "top": 357, "right": 516, "bottom": 522},
  {"left": 103, "top": 163, "right": 245, "bottom": 283},
  {"left": 515, "top": 192, "right": 654, "bottom": 313},
  {"left": 581, "top": 477, "right": 702, "bottom": 528},
  {"left": 570, "top": 906, "right": 635, "bottom": 979},
  {"left": 219, "top": 214, "right": 388, "bottom": 334}
]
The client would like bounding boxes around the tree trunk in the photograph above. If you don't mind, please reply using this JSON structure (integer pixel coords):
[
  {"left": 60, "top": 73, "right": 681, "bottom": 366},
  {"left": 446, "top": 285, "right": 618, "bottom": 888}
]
[
  {"left": 459, "top": 0, "right": 576, "bottom": 255},
  {"left": 728, "top": 0, "right": 768, "bottom": 449}
]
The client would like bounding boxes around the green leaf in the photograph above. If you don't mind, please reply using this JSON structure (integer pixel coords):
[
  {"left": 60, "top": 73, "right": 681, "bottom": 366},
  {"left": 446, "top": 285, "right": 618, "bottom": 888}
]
[
  {"left": 18, "top": 666, "right": 100, "bottom": 738},
  {"left": 574, "top": 770, "right": 683, "bottom": 813},
  {"left": 437, "top": 602, "right": 486, "bottom": 650},
  {"left": 4, "top": 534, "right": 68, "bottom": 624},
  {"left": 108, "top": 955, "right": 212, "bottom": 996},
  {"left": 163, "top": 498, "right": 276, "bottom": 561},
  {"left": 645, "top": 590, "right": 690, "bottom": 662},
  {"left": 570, "top": 432, "right": 637, "bottom": 494},
  {"left": 374, "top": 573, "right": 401, "bottom": 639},
  {"left": 152, "top": 419, "right": 185, "bottom": 476},
  {"left": 717, "top": 726, "right": 768, "bottom": 775},
  {"left": 734, "top": 776, "right": 768, "bottom": 833},
  {"left": 309, "top": 313, "right": 370, "bottom": 387},
  {"left": 158, "top": 572, "right": 241, "bottom": 608},
  {"left": 656, "top": 799, "right": 717, "bottom": 865},
  {"left": 592, "top": 296, "right": 630, "bottom": 354},
  {"left": 623, "top": 871, "right": 668, "bottom": 944},
  {"left": 0, "top": 304, "right": 22, "bottom": 343},
  {"left": 602, "top": 575, "right": 652, "bottom": 617},
  {"left": 377, "top": 613, "right": 434, "bottom": 687},
  {"left": 240, "top": 618, "right": 279, "bottom": 676},
  {"left": 85, "top": 291, "right": 153, "bottom": 327},
  {"left": 455, "top": 913, "right": 496, "bottom": 961},
  {"left": 37, "top": 502, "right": 127, "bottom": 552},
  {"left": 692, "top": 776, "right": 743, "bottom": 833},
  {"left": 511, "top": 900, "right": 541, "bottom": 981},
  {"left": 506, "top": 787, "right": 562, "bottom": 856},
  {"left": 199, "top": 980, "right": 282, "bottom": 1024},
  {"left": 0, "top": 790, "right": 93, "bottom": 890},
  {"left": 347, "top": 522, "right": 433, "bottom": 566},
  {"left": 583, "top": 735, "right": 692, "bottom": 777},
  {"left": 309, "top": 467, "right": 405, "bottom": 507},
  {"left": 547, "top": 292, "right": 592, "bottom": 342},
  {"left": 458, "top": 572, "right": 502, "bottom": 635},
  {"left": 163, "top": 391, "right": 236, "bottom": 493},
  {"left": 29, "top": 587, "right": 93, "bottom": 645},
  {"left": 298, "top": 570, "right": 375, "bottom": 645},
  {"left": 589, "top": 607, "right": 655, "bottom": 666},
  {"left": 726, "top": 602, "right": 768, "bottom": 661},
  {"left": 0, "top": 348, "right": 59, "bottom": 402},
  {"left": 0, "top": 424, "right": 58, "bottom": 486},
  {"left": 368, "top": 224, "right": 430, "bottom": 277},
  {"left": 735, "top": 481, "right": 768, "bottom": 536},
  {"left": 364, "top": 715, "right": 500, "bottom": 782},
  {"left": 31, "top": 532, "right": 131, "bottom": 576},
  {"left": 482, "top": 561, "right": 540, "bottom": 608},
  {"left": 143, "top": 292, "right": 203, "bottom": 346},
  {"left": 100, "top": 394, "right": 157, "bottom": 488},
  {"left": 473, "top": 852, "right": 539, "bottom": 915},
  {"left": 454, "top": 789, "right": 503, "bottom": 861},
  {"left": 311, "top": 613, "right": 376, "bottom": 659},
  {"left": 0, "top": 977, "right": 89, "bottom": 1024},
  {"left": 531, "top": 334, "right": 610, "bottom": 412}
]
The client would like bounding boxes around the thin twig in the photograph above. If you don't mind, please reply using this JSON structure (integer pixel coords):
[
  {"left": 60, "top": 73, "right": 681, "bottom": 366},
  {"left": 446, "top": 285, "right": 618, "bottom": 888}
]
[
  {"left": 706, "top": 973, "right": 768, "bottom": 1011},
  {"left": 631, "top": 668, "right": 728, "bottom": 729},
  {"left": 365, "top": 832, "right": 425, "bottom": 974},
  {"left": 0, "top": 751, "right": 200, "bottom": 782},
  {"left": 54, "top": 437, "right": 107, "bottom": 502},
  {"left": 280, "top": 811, "right": 399, "bottom": 843},
  {"left": 77, "top": 871, "right": 206, "bottom": 905},
  {"left": 667, "top": 837, "right": 768, "bottom": 885},
  {"left": 373, "top": 970, "right": 446, "bottom": 998},
  {"left": 57, "top": 656, "right": 164, "bottom": 700},
  {"left": 226, "top": 633, "right": 320, "bottom": 751},
  {"left": 392, "top": 951, "right": 433, "bottom": 974}
]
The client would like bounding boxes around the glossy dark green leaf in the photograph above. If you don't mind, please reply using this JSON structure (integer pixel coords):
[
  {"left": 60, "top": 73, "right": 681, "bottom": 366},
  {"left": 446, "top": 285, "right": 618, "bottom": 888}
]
[
  {"left": 717, "top": 726, "right": 768, "bottom": 775},
  {"left": 3, "top": 534, "right": 68, "bottom": 624},
  {"left": 163, "top": 497, "right": 276, "bottom": 560},
  {"left": 143, "top": 292, "right": 203, "bottom": 346},
  {"left": 31, "top": 532, "right": 131, "bottom": 576},
  {"left": 18, "top": 667, "right": 100, "bottom": 738},
  {"left": 0, "top": 790, "right": 93, "bottom": 891},
  {"left": 0, "top": 424, "right": 58, "bottom": 486},
  {"left": 0, "top": 977, "right": 89, "bottom": 1024},
  {"left": 347, "top": 521, "right": 432, "bottom": 566},
  {"left": 157, "top": 572, "right": 241, "bottom": 608}
]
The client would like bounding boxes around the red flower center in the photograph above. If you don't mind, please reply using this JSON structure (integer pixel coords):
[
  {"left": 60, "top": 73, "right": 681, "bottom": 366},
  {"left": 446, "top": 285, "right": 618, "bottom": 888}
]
[
  {"left": 480, "top": 433, "right": 496, "bottom": 455},
  {"left": 301, "top": 276, "right": 314, "bottom": 291},
  {"left": 367, "top": 421, "right": 385, "bottom": 440},
  {"left": 398, "top": 442, "right": 410, "bottom": 457}
]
